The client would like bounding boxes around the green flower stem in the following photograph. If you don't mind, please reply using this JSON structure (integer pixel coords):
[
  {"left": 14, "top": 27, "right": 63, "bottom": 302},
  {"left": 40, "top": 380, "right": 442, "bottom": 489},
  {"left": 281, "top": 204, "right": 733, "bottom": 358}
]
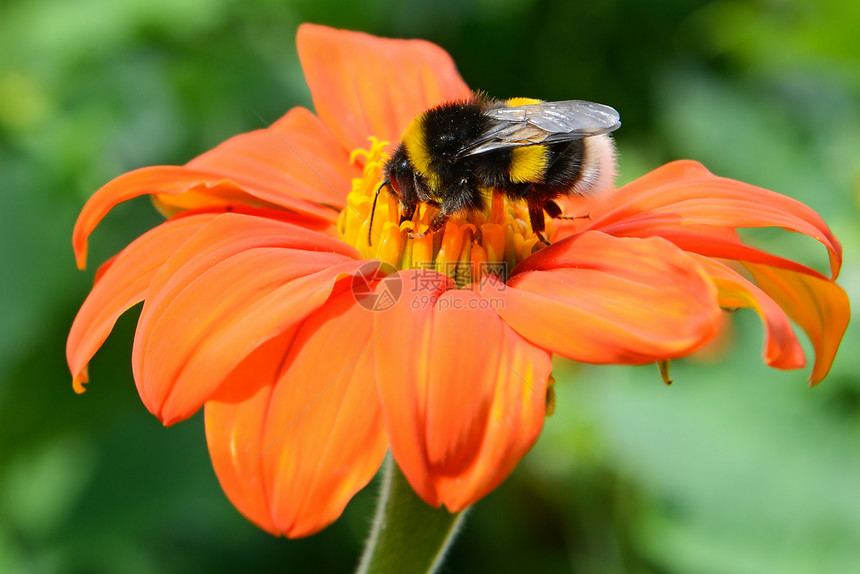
[{"left": 356, "top": 454, "right": 467, "bottom": 574}]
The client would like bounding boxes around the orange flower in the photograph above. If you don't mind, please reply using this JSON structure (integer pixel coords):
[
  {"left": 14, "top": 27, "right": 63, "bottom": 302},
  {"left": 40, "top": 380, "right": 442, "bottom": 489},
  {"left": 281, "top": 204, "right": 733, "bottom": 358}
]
[{"left": 67, "top": 25, "right": 849, "bottom": 538}]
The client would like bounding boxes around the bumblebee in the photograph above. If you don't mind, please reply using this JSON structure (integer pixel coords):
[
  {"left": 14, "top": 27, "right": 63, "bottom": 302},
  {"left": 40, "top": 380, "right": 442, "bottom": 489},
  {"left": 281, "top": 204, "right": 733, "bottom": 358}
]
[{"left": 370, "top": 96, "right": 620, "bottom": 243}]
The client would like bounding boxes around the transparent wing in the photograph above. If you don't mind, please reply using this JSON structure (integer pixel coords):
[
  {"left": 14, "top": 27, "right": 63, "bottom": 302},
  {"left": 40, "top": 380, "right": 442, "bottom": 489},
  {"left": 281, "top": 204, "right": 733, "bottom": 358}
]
[{"left": 458, "top": 100, "right": 620, "bottom": 157}]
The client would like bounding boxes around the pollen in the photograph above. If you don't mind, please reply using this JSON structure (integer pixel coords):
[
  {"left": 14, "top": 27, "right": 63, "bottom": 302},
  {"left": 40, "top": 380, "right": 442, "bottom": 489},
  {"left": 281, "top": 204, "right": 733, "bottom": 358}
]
[{"left": 338, "top": 138, "right": 549, "bottom": 287}]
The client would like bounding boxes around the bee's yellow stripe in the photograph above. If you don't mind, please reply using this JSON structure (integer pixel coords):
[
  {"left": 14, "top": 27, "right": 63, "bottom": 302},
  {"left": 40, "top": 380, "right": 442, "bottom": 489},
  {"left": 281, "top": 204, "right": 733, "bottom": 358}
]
[
  {"left": 505, "top": 98, "right": 547, "bottom": 184},
  {"left": 505, "top": 97, "right": 542, "bottom": 107},
  {"left": 402, "top": 114, "right": 431, "bottom": 174},
  {"left": 509, "top": 145, "right": 548, "bottom": 183},
  {"left": 402, "top": 113, "right": 443, "bottom": 191}
]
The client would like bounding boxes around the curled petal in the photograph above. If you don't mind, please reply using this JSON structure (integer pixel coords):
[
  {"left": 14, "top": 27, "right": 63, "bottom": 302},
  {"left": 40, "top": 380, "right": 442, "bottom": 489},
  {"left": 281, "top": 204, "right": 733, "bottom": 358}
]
[
  {"left": 206, "top": 291, "right": 387, "bottom": 538},
  {"left": 132, "top": 213, "right": 364, "bottom": 424},
  {"left": 375, "top": 272, "right": 552, "bottom": 511},
  {"left": 745, "top": 263, "right": 850, "bottom": 384},
  {"left": 297, "top": 24, "right": 472, "bottom": 151},
  {"left": 67, "top": 212, "right": 220, "bottom": 393},
  {"left": 689, "top": 255, "right": 806, "bottom": 371},
  {"left": 590, "top": 160, "right": 842, "bottom": 278},
  {"left": 497, "top": 231, "right": 721, "bottom": 363},
  {"left": 73, "top": 166, "right": 337, "bottom": 269},
  {"left": 187, "top": 107, "right": 357, "bottom": 210},
  {"left": 627, "top": 225, "right": 830, "bottom": 279}
]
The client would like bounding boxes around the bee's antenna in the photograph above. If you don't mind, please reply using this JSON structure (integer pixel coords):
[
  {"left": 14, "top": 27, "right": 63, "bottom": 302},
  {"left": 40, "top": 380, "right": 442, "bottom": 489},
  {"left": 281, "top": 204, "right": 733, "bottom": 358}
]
[{"left": 368, "top": 180, "right": 389, "bottom": 246}]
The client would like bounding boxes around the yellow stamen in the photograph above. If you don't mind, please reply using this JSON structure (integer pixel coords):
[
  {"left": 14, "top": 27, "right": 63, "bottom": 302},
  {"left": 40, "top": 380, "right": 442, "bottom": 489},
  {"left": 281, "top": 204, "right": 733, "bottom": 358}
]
[
  {"left": 377, "top": 222, "right": 405, "bottom": 268},
  {"left": 481, "top": 223, "right": 507, "bottom": 264},
  {"left": 436, "top": 221, "right": 475, "bottom": 270},
  {"left": 410, "top": 227, "right": 435, "bottom": 270},
  {"left": 470, "top": 243, "right": 488, "bottom": 283},
  {"left": 338, "top": 137, "right": 550, "bottom": 284}
]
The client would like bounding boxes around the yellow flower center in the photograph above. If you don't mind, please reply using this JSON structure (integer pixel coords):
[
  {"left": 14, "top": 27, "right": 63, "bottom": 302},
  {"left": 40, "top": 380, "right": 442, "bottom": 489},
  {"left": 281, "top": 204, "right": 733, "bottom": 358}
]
[{"left": 339, "top": 138, "right": 551, "bottom": 286}]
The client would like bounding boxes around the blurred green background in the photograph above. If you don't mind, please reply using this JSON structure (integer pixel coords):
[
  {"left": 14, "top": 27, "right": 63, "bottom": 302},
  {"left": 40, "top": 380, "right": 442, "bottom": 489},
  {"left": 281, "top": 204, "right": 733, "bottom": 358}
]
[{"left": 2, "top": 0, "right": 858, "bottom": 572}]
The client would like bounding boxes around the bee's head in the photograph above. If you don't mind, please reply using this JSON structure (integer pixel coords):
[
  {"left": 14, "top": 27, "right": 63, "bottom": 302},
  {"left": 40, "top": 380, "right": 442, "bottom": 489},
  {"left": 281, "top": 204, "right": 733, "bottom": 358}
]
[
  {"left": 385, "top": 145, "right": 413, "bottom": 204},
  {"left": 369, "top": 145, "right": 416, "bottom": 246}
]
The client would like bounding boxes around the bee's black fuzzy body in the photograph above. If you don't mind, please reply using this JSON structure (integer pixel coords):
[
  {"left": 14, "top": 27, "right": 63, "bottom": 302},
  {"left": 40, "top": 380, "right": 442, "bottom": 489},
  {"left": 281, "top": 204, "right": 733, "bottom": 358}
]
[{"left": 373, "top": 96, "right": 620, "bottom": 241}]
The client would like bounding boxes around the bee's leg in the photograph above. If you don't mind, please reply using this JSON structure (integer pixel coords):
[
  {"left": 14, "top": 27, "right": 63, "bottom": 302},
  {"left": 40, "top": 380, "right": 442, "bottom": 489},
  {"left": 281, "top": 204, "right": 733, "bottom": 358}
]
[
  {"left": 545, "top": 199, "right": 590, "bottom": 221},
  {"left": 396, "top": 171, "right": 437, "bottom": 225},
  {"left": 535, "top": 232, "right": 552, "bottom": 245},
  {"left": 557, "top": 214, "right": 591, "bottom": 221},
  {"left": 527, "top": 202, "right": 552, "bottom": 245},
  {"left": 543, "top": 200, "right": 563, "bottom": 219},
  {"left": 407, "top": 210, "right": 449, "bottom": 238},
  {"left": 414, "top": 173, "right": 435, "bottom": 204}
]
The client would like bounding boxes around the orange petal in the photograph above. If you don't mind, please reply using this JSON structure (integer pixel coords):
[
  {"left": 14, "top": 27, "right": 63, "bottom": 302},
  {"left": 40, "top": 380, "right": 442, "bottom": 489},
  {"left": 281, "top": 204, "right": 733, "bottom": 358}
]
[
  {"left": 589, "top": 160, "right": 842, "bottom": 278},
  {"left": 187, "top": 107, "right": 357, "bottom": 210},
  {"left": 67, "top": 212, "right": 220, "bottom": 392},
  {"left": 625, "top": 224, "right": 830, "bottom": 279},
  {"left": 497, "top": 231, "right": 721, "bottom": 363},
  {"left": 259, "top": 290, "right": 387, "bottom": 537},
  {"left": 206, "top": 291, "right": 388, "bottom": 538},
  {"left": 745, "top": 263, "right": 850, "bottom": 384},
  {"left": 689, "top": 255, "right": 806, "bottom": 371},
  {"left": 73, "top": 166, "right": 338, "bottom": 269},
  {"left": 374, "top": 272, "right": 552, "bottom": 511},
  {"left": 297, "top": 24, "right": 472, "bottom": 151},
  {"left": 203, "top": 332, "right": 292, "bottom": 536},
  {"left": 131, "top": 213, "right": 364, "bottom": 424}
]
